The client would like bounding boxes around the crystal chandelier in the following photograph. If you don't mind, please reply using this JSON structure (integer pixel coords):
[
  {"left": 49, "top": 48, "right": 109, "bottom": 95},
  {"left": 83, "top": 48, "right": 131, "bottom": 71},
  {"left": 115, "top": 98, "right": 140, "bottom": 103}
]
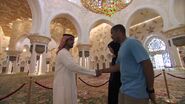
[{"left": 81, "top": 0, "right": 132, "bottom": 16}]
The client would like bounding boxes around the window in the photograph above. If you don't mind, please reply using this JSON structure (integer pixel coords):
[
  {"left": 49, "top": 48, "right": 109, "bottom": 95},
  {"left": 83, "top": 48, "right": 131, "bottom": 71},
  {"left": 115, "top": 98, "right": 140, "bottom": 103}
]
[
  {"left": 147, "top": 37, "right": 166, "bottom": 52},
  {"left": 146, "top": 36, "right": 172, "bottom": 69}
]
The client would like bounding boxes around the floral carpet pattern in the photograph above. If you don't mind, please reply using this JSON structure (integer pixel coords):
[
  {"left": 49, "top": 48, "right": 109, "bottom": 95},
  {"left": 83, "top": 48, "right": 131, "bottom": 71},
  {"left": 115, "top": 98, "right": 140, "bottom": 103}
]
[{"left": 0, "top": 69, "right": 185, "bottom": 104}]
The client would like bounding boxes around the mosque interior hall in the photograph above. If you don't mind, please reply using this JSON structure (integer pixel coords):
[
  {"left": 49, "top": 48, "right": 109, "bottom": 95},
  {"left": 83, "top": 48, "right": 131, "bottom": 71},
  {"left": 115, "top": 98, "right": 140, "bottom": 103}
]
[{"left": 0, "top": 0, "right": 185, "bottom": 103}]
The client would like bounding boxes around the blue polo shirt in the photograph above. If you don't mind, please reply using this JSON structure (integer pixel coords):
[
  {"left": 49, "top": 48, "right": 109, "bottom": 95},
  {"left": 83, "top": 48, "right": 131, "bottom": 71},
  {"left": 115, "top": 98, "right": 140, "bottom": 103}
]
[{"left": 116, "top": 38, "right": 150, "bottom": 99}]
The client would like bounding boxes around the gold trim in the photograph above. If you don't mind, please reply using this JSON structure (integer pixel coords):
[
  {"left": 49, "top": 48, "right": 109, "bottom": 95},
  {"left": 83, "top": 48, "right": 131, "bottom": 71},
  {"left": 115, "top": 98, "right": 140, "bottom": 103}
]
[
  {"left": 76, "top": 44, "right": 92, "bottom": 51},
  {"left": 5, "top": 50, "right": 21, "bottom": 56},
  {"left": 28, "top": 33, "right": 51, "bottom": 44},
  {"left": 164, "top": 26, "right": 185, "bottom": 37}
]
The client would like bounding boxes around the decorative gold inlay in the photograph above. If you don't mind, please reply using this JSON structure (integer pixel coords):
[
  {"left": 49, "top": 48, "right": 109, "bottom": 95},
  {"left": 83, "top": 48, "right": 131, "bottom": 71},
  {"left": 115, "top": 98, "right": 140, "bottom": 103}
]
[
  {"left": 28, "top": 34, "right": 51, "bottom": 44},
  {"left": 0, "top": 0, "right": 31, "bottom": 36},
  {"left": 164, "top": 26, "right": 185, "bottom": 37}
]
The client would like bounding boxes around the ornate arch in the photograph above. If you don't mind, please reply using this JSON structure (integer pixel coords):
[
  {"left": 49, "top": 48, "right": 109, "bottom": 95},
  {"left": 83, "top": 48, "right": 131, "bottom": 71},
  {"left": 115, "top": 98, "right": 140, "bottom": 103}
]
[
  {"left": 89, "top": 19, "right": 114, "bottom": 32},
  {"left": 47, "top": 12, "right": 82, "bottom": 39},
  {"left": 26, "top": 0, "right": 43, "bottom": 33},
  {"left": 125, "top": 5, "right": 169, "bottom": 32}
]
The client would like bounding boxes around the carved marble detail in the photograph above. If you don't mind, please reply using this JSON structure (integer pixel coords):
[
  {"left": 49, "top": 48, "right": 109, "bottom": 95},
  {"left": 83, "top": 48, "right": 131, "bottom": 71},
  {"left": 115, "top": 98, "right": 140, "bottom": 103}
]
[
  {"left": 52, "top": 17, "right": 77, "bottom": 36},
  {"left": 0, "top": 0, "right": 31, "bottom": 36},
  {"left": 88, "top": 24, "right": 113, "bottom": 69},
  {"left": 77, "top": 44, "right": 91, "bottom": 51},
  {"left": 28, "top": 34, "right": 51, "bottom": 44},
  {"left": 35, "top": 45, "right": 46, "bottom": 54},
  {"left": 5, "top": 50, "right": 21, "bottom": 56},
  {"left": 164, "top": 26, "right": 185, "bottom": 38},
  {"left": 129, "top": 17, "right": 163, "bottom": 41}
]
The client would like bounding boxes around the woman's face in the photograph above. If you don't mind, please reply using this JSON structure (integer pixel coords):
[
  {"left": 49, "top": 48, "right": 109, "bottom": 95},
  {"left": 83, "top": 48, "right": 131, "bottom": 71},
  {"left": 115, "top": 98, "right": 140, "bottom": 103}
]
[
  {"left": 111, "top": 30, "right": 120, "bottom": 43},
  {"left": 108, "top": 47, "right": 114, "bottom": 55}
]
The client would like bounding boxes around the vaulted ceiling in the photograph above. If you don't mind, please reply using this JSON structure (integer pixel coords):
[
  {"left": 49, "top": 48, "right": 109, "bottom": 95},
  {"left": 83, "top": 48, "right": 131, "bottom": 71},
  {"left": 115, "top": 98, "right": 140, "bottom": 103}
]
[
  {"left": 0, "top": 0, "right": 159, "bottom": 37},
  {"left": 52, "top": 17, "right": 77, "bottom": 36},
  {"left": 0, "top": 0, "right": 31, "bottom": 36},
  {"left": 0, "top": 0, "right": 77, "bottom": 37},
  {"left": 130, "top": 9, "right": 159, "bottom": 26}
]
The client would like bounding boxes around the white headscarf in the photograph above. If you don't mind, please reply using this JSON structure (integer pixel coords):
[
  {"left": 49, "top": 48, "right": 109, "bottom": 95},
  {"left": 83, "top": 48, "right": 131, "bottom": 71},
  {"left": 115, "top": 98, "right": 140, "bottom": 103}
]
[{"left": 56, "top": 34, "right": 74, "bottom": 54}]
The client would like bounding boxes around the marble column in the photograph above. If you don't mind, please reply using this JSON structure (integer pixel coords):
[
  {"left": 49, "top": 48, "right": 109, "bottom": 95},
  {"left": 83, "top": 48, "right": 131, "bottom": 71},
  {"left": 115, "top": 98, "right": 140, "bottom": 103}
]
[
  {"left": 77, "top": 44, "right": 91, "bottom": 69},
  {"left": 165, "top": 26, "right": 185, "bottom": 69},
  {"left": 5, "top": 50, "right": 21, "bottom": 74},
  {"left": 46, "top": 58, "right": 51, "bottom": 72},
  {"left": 28, "top": 34, "right": 51, "bottom": 76},
  {"left": 3, "top": 20, "right": 23, "bottom": 74},
  {"left": 25, "top": 57, "right": 31, "bottom": 73},
  {"left": 169, "top": 40, "right": 183, "bottom": 68}
]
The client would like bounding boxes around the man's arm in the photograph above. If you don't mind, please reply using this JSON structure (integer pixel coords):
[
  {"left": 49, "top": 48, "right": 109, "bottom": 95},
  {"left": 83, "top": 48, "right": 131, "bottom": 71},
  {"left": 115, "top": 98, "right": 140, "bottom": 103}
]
[
  {"left": 100, "top": 64, "right": 119, "bottom": 73},
  {"left": 142, "top": 59, "right": 154, "bottom": 89},
  {"left": 59, "top": 50, "right": 96, "bottom": 76},
  {"left": 142, "top": 59, "right": 156, "bottom": 104}
]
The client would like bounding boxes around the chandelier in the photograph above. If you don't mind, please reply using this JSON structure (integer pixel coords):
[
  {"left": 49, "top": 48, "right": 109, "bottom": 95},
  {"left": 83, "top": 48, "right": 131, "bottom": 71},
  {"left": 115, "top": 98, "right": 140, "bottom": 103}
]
[{"left": 81, "top": 0, "right": 132, "bottom": 16}]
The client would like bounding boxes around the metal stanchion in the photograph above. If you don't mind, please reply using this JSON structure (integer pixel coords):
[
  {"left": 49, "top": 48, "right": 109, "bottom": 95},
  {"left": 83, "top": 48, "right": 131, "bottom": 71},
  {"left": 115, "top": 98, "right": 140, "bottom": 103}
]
[
  {"left": 27, "top": 76, "right": 32, "bottom": 104},
  {"left": 75, "top": 73, "right": 78, "bottom": 86},
  {"left": 162, "top": 69, "right": 175, "bottom": 104}
]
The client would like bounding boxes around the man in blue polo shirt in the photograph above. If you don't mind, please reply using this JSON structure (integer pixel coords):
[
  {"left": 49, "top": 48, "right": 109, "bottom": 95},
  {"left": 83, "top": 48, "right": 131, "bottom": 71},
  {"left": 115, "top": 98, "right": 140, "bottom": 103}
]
[{"left": 99, "top": 24, "right": 156, "bottom": 104}]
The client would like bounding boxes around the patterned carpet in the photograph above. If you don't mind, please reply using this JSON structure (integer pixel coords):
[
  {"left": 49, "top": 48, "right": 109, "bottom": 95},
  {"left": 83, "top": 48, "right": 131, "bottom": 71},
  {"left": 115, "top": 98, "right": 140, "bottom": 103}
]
[{"left": 0, "top": 69, "right": 185, "bottom": 104}]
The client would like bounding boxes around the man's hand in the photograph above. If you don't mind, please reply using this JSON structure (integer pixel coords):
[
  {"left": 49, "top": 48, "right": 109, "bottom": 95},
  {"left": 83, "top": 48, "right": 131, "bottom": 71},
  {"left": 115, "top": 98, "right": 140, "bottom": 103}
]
[
  {"left": 149, "top": 93, "right": 157, "bottom": 104},
  {"left": 95, "top": 69, "right": 101, "bottom": 77}
]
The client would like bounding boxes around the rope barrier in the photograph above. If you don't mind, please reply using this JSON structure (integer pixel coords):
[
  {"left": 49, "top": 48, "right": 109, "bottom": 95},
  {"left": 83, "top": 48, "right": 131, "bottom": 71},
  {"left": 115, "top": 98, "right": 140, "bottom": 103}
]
[
  {"left": 79, "top": 73, "right": 162, "bottom": 87},
  {"left": 0, "top": 83, "right": 26, "bottom": 101},
  {"left": 78, "top": 77, "right": 109, "bottom": 87},
  {"left": 167, "top": 73, "right": 185, "bottom": 80},
  {"left": 154, "top": 73, "right": 162, "bottom": 78},
  {"left": 34, "top": 81, "right": 53, "bottom": 90}
]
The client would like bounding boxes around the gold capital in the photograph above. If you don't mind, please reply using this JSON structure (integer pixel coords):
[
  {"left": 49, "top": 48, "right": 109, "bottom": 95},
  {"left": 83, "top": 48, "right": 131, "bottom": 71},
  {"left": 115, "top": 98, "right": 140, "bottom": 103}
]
[{"left": 28, "top": 33, "right": 51, "bottom": 44}]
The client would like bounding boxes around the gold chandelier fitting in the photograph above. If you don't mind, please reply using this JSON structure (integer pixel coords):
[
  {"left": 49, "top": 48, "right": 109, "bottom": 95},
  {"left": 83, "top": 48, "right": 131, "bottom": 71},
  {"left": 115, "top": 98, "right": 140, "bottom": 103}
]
[{"left": 81, "top": 0, "right": 132, "bottom": 16}]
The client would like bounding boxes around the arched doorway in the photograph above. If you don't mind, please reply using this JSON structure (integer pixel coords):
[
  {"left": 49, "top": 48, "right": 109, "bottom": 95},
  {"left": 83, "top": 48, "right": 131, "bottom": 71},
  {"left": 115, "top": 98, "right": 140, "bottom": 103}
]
[
  {"left": 145, "top": 36, "right": 172, "bottom": 69},
  {"left": 89, "top": 23, "right": 112, "bottom": 69}
]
